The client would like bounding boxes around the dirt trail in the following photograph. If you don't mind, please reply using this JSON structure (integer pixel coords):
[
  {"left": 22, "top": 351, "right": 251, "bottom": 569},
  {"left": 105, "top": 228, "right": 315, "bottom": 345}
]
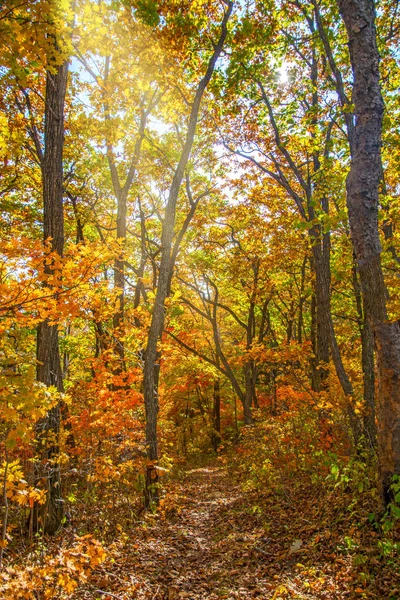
[
  {"left": 130, "top": 466, "right": 266, "bottom": 599},
  {"left": 79, "top": 464, "right": 347, "bottom": 599}
]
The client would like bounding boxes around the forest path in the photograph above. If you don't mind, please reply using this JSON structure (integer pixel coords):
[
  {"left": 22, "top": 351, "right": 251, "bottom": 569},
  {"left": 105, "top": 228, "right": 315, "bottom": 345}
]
[
  {"left": 82, "top": 463, "right": 346, "bottom": 599},
  {"left": 129, "top": 465, "right": 270, "bottom": 599}
]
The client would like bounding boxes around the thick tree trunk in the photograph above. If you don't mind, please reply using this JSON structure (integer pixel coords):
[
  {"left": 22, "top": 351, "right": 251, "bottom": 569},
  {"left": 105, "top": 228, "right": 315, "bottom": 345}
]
[
  {"left": 337, "top": 0, "right": 400, "bottom": 504},
  {"left": 143, "top": 3, "right": 233, "bottom": 505},
  {"left": 34, "top": 59, "right": 68, "bottom": 535}
]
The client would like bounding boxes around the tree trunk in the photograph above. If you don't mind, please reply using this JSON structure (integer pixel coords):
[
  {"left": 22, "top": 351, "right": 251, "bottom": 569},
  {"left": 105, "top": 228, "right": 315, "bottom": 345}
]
[
  {"left": 211, "top": 378, "right": 221, "bottom": 452},
  {"left": 313, "top": 0, "right": 376, "bottom": 447},
  {"left": 244, "top": 364, "right": 257, "bottom": 419},
  {"left": 361, "top": 317, "right": 377, "bottom": 445},
  {"left": 34, "top": 58, "right": 69, "bottom": 535},
  {"left": 251, "top": 364, "right": 259, "bottom": 408},
  {"left": 310, "top": 292, "right": 319, "bottom": 391},
  {"left": 143, "top": 3, "right": 233, "bottom": 505},
  {"left": 352, "top": 257, "right": 377, "bottom": 446},
  {"left": 208, "top": 286, "right": 251, "bottom": 424},
  {"left": 311, "top": 224, "right": 362, "bottom": 443},
  {"left": 310, "top": 238, "right": 330, "bottom": 390},
  {"left": 337, "top": 0, "right": 400, "bottom": 505},
  {"left": 113, "top": 189, "right": 127, "bottom": 369}
]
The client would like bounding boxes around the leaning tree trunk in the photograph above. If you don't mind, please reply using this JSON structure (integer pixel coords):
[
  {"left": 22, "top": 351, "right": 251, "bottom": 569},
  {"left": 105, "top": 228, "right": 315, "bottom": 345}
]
[
  {"left": 34, "top": 58, "right": 69, "bottom": 535},
  {"left": 143, "top": 3, "right": 233, "bottom": 505},
  {"left": 337, "top": 0, "right": 400, "bottom": 505}
]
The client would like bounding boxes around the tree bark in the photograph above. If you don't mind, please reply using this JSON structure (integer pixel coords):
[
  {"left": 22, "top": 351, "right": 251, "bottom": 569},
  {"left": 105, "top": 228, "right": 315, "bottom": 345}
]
[
  {"left": 337, "top": 0, "right": 400, "bottom": 504},
  {"left": 34, "top": 58, "right": 69, "bottom": 535}
]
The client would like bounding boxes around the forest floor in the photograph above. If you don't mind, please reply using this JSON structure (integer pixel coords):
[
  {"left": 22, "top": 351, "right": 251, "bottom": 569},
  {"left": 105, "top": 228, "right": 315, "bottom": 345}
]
[{"left": 71, "top": 460, "right": 399, "bottom": 600}]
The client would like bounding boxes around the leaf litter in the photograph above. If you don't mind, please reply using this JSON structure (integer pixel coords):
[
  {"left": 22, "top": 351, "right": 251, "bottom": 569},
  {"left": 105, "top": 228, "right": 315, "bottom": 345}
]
[{"left": 68, "top": 462, "right": 398, "bottom": 599}]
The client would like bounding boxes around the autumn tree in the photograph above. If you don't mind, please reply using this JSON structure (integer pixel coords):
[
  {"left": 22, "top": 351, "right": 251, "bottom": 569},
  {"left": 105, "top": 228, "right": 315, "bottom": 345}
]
[
  {"left": 73, "top": 1, "right": 165, "bottom": 373},
  {"left": 140, "top": 0, "right": 233, "bottom": 503},
  {"left": 0, "top": 0, "right": 73, "bottom": 534},
  {"left": 337, "top": 0, "right": 400, "bottom": 504},
  {"left": 216, "top": 0, "right": 390, "bottom": 445}
]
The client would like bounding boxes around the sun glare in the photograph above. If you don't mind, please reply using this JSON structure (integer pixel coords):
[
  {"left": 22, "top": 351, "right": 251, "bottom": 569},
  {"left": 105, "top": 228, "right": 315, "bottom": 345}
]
[{"left": 278, "top": 62, "right": 290, "bottom": 84}]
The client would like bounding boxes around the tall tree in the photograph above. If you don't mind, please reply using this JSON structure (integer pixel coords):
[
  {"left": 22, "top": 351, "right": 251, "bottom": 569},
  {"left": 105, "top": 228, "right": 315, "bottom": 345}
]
[
  {"left": 222, "top": 4, "right": 357, "bottom": 427},
  {"left": 72, "top": 1, "right": 162, "bottom": 374},
  {"left": 312, "top": 0, "right": 376, "bottom": 446},
  {"left": 337, "top": 0, "right": 400, "bottom": 504},
  {"left": 34, "top": 49, "right": 69, "bottom": 535},
  {"left": 143, "top": 0, "right": 233, "bottom": 504}
]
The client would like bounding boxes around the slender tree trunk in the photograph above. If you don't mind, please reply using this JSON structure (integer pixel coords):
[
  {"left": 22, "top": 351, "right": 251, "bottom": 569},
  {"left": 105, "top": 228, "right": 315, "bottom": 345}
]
[
  {"left": 361, "top": 317, "right": 377, "bottom": 444},
  {"left": 133, "top": 195, "right": 148, "bottom": 326},
  {"left": 243, "top": 273, "right": 258, "bottom": 422},
  {"left": 113, "top": 190, "right": 127, "bottom": 369},
  {"left": 102, "top": 57, "right": 148, "bottom": 374},
  {"left": 244, "top": 364, "right": 255, "bottom": 422},
  {"left": 310, "top": 231, "right": 352, "bottom": 398},
  {"left": 310, "top": 291, "right": 319, "bottom": 391},
  {"left": 308, "top": 42, "right": 330, "bottom": 391},
  {"left": 312, "top": 225, "right": 362, "bottom": 442},
  {"left": 352, "top": 258, "right": 377, "bottom": 446},
  {"left": 337, "top": 0, "right": 400, "bottom": 504},
  {"left": 209, "top": 287, "right": 251, "bottom": 424},
  {"left": 310, "top": 239, "right": 330, "bottom": 390},
  {"left": 34, "top": 58, "right": 69, "bottom": 535},
  {"left": 272, "top": 370, "right": 278, "bottom": 415},
  {"left": 211, "top": 378, "right": 221, "bottom": 452},
  {"left": 296, "top": 255, "right": 307, "bottom": 345},
  {"left": 251, "top": 364, "right": 259, "bottom": 408},
  {"left": 143, "top": 4, "right": 233, "bottom": 505},
  {"left": 312, "top": 227, "right": 358, "bottom": 389}
]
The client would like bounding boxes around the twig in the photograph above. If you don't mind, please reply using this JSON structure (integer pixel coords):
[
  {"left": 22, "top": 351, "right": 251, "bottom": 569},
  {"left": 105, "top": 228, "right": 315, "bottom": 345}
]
[
  {"left": 95, "top": 591, "right": 124, "bottom": 599},
  {"left": 253, "top": 546, "right": 269, "bottom": 556}
]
